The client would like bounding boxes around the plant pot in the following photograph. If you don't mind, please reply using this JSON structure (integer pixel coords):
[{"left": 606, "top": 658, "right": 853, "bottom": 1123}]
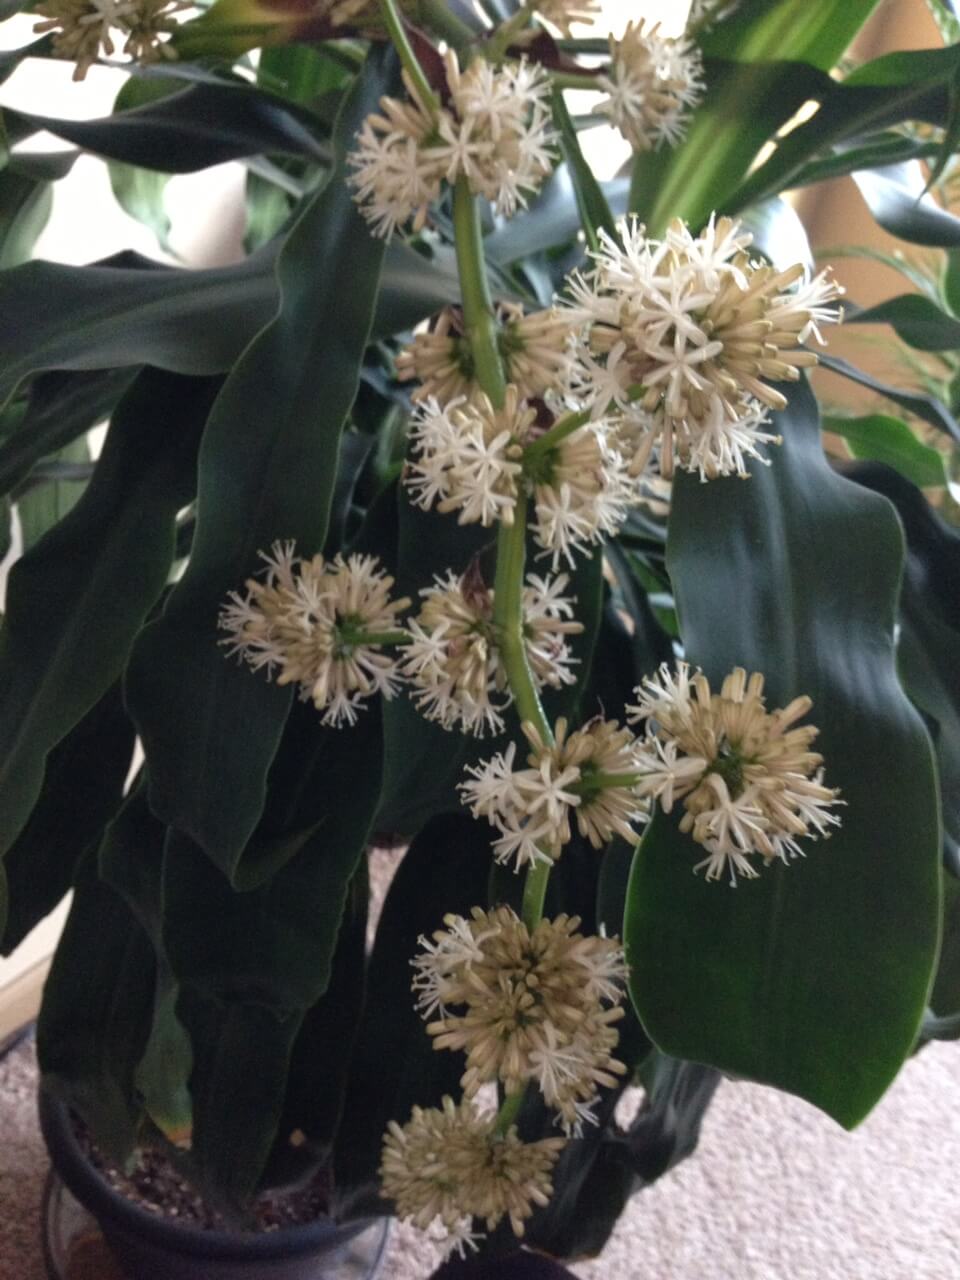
[{"left": 38, "top": 1089, "right": 390, "bottom": 1280}]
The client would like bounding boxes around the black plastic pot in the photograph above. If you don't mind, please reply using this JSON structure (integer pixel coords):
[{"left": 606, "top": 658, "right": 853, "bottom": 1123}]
[{"left": 38, "top": 1089, "right": 389, "bottom": 1280}]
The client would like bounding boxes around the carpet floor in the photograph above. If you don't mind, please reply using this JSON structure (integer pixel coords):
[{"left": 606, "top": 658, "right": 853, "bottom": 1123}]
[{"left": 2, "top": 1034, "right": 958, "bottom": 1280}]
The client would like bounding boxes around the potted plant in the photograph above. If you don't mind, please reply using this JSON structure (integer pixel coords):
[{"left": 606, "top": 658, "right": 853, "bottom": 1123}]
[{"left": 1, "top": 0, "right": 958, "bottom": 1275}]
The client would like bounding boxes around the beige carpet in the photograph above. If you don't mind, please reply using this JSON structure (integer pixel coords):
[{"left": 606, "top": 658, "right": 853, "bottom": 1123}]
[{"left": 2, "top": 1035, "right": 959, "bottom": 1280}]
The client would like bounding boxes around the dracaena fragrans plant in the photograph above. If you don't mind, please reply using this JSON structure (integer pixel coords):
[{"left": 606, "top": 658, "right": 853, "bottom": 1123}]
[{"left": 0, "top": 0, "right": 958, "bottom": 1273}]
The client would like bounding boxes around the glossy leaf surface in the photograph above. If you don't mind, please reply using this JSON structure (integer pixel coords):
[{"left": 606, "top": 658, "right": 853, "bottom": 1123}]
[
  {"left": 625, "top": 379, "right": 941, "bottom": 1128},
  {"left": 125, "top": 50, "right": 396, "bottom": 873},
  {"left": 0, "top": 370, "right": 215, "bottom": 863},
  {"left": 824, "top": 413, "right": 948, "bottom": 488},
  {"left": 0, "top": 240, "right": 457, "bottom": 411}
]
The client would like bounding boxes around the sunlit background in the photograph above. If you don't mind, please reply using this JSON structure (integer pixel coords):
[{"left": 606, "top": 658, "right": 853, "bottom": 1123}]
[{"left": 0, "top": 1, "right": 692, "bottom": 264}]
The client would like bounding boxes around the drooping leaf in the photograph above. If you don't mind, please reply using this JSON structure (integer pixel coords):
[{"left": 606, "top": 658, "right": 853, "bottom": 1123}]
[
  {"left": 0, "top": 240, "right": 458, "bottom": 412},
  {"left": 0, "top": 368, "right": 136, "bottom": 498},
  {"left": 16, "top": 435, "right": 91, "bottom": 553},
  {"left": 124, "top": 50, "right": 397, "bottom": 875},
  {"left": 819, "top": 354, "right": 960, "bottom": 445},
  {"left": 853, "top": 162, "right": 960, "bottom": 248},
  {"left": 263, "top": 858, "right": 369, "bottom": 1188},
  {"left": 550, "top": 86, "right": 617, "bottom": 254},
  {"left": 334, "top": 814, "right": 495, "bottom": 1211},
  {"left": 162, "top": 764, "right": 379, "bottom": 1205},
  {"left": 0, "top": 166, "right": 52, "bottom": 268},
  {"left": 36, "top": 848, "right": 155, "bottom": 1163},
  {"left": 727, "top": 51, "right": 960, "bottom": 216},
  {"left": 0, "top": 370, "right": 216, "bottom": 863},
  {"left": 789, "top": 133, "right": 942, "bottom": 190},
  {"left": 848, "top": 293, "right": 960, "bottom": 351},
  {"left": 107, "top": 78, "right": 180, "bottom": 254},
  {"left": 625, "top": 378, "right": 941, "bottom": 1128},
  {"left": 0, "top": 684, "right": 133, "bottom": 954},
  {"left": 3, "top": 81, "right": 332, "bottom": 174},
  {"left": 841, "top": 460, "right": 960, "bottom": 857},
  {"left": 824, "top": 413, "right": 947, "bottom": 488}
]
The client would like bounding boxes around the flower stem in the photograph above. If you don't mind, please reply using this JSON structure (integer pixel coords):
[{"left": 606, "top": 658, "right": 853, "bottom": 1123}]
[
  {"left": 418, "top": 0, "right": 475, "bottom": 48},
  {"left": 523, "top": 407, "right": 591, "bottom": 462},
  {"left": 484, "top": 3, "right": 533, "bottom": 63},
  {"left": 453, "top": 175, "right": 507, "bottom": 409},
  {"left": 492, "top": 493, "right": 551, "bottom": 739},
  {"left": 493, "top": 1086, "right": 526, "bottom": 1137},
  {"left": 379, "top": 0, "right": 441, "bottom": 118}
]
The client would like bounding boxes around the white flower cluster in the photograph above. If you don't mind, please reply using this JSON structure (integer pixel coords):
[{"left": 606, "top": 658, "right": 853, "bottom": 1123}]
[
  {"left": 595, "top": 20, "right": 704, "bottom": 152},
  {"left": 406, "top": 386, "right": 638, "bottom": 567},
  {"left": 401, "top": 566, "right": 582, "bottom": 737},
  {"left": 218, "top": 542, "right": 409, "bottom": 727},
  {"left": 566, "top": 216, "right": 843, "bottom": 481},
  {"left": 413, "top": 906, "right": 628, "bottom": 1134},
  {"left": 381, "top": 1095, "right": 565, "bottom": 1244},
  {"left": 348, "top": 51, "right": 554, "bottom": 238},
  {"left": 33, "top": 0, "right": 185, "bottom": 80},
  {"left": 531, "top": 0, "right": 602, "bottom": 37},
  {"left": 459, "top": 717, "right": 649, "bottom": 870},
  {"left": 628, "top": 663, "right": 843, "bottom": 884}
]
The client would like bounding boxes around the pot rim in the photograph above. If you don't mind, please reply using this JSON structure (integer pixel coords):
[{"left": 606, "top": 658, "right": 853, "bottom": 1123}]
[{"left": 38, "top": 1085, "right": 380, "bottom": 1262}]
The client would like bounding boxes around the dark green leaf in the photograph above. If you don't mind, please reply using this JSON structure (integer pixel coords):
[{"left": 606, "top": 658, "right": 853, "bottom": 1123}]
[
  {"left": 3, "top": 81, "right": 331, "bottom": 174},
  {"left": 16, "top": 436, "right": 91, "bottom": 553},
  {"left": 0, "top": 249, "right": 275, "bottom": 411},
  {"left": 848, "top": 292, "right": 960, "bottom": 350},
  {"left": 160, "top": 699, "right": 380, "bottom": 1204},
  {"left": 841, "top": 461, "right": 960, "bottom": 858},
  {"left": 727, "top": 50, "right": 960, "bottom": 216},
  {"left": 825, "top": 413, "right": 947, "bottom": 488},
  {"left": 37, "top": 849, "right": 154, "bottom": 1163},
  {"left": 0, "top": 239, "right": 458, "bottom": 412},
  {"left": 107, "top": 78, "right": 180, "bottom": 254},
  {"left": 0, "top": 368, "right": 135, "bottom": 498},
  {"left": 853, "top": 162, "right": 960, "bottom": 248},
  {"left": 819, "top": 353, "right": 960, "bottom": 445},
  {"left": 334, "top": 813, "right": 495, "bottom": 1210},
  {"left": 550, "top": 86, "right": 617, "bottom": 254},
  {"left": 0, "top": 167, "right": 52, "bottom": 268},
  {"left": 789, "top": 134, "right": 943, "bottom": 190},
  {"left": 264, "top": 859, "right": 368, "bottom": 1188},
  {"left": 124, "top": 51, "right": 397, "bottom": 874},
  {"left": 625, "top": 378, "right": 941, "bottom": 1128},
  {"left": 0, "top": 369, "right": 215, "bottom": 861},
  {"left": 0, "top": 685, "right": 133, "bottom": 954}
]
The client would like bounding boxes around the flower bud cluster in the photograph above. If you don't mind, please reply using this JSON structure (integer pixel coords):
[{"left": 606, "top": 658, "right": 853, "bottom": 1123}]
[
  {"left": 566, "top": 216, "right": 843, "bottom": 480},
  {"left": 348, "top": 51, "right": 554, "bottom": 238},
  {"left": 627, "top": 662, "right": 844, "bottom": 883},
  {"left": 459, "top": 716, "right": 649, "bottom": 869},
  {"left": 397, "top": 304, "right": 578, "bottom": 407},
  {"left": 595, "top": 20, "right": 705, "bottom": 153},
  {"left": 33, "top": 0, "right": 185, "bottom": 79},
  {"left": 380, "top": 1095, "right": 564, "bottom": 1242},
  {"left": 217, "top": 542, "right": 409, "bottom": 727},
  {"left": 413, "top": 906, "right": 628, "bottom": 1133},
  {"left": 406, "top": 386, "right": 638, "bottom": 568},
  {"left": 401, "top": 565, "right": 582, "bottom": 737}
]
